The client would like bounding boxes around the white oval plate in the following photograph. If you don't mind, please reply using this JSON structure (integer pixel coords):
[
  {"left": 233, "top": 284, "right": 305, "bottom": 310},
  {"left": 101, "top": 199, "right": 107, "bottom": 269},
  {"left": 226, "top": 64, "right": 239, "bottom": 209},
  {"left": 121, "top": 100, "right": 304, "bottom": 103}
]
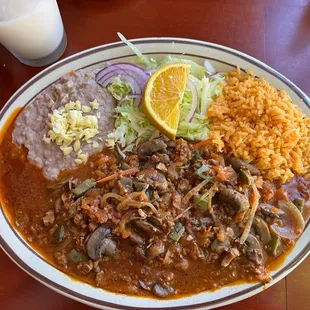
[{"left": 0, "top": 37, "right": 309, "bottom": 310}]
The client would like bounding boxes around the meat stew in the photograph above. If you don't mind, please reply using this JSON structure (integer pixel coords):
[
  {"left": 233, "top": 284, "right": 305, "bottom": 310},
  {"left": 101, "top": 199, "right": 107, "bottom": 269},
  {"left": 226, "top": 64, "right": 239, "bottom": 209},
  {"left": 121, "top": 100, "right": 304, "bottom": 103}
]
[{"left": 1, "top": 118, "right": 309, "bottom": 299}]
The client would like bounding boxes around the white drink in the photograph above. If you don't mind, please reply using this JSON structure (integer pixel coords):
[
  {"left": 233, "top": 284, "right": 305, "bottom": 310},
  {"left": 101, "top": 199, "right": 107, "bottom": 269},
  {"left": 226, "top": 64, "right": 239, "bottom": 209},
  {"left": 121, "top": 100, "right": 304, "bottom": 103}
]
[{"left": 0, "top": 0, "right": 66, "bottom": 66}]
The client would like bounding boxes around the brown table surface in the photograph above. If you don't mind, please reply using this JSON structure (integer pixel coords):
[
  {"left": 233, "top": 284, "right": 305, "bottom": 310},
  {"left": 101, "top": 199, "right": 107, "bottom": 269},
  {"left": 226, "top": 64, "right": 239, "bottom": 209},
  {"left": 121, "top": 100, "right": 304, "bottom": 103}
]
[{"left": 0, "top": 0, "right": 309, "bottom": 309}]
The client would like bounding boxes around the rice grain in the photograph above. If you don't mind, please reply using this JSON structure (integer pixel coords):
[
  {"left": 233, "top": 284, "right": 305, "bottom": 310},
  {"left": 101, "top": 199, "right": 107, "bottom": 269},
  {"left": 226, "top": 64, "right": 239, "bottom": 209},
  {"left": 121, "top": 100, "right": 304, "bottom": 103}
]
[{"left": 208, "top": 68, "right": 310, "bottom": 183}]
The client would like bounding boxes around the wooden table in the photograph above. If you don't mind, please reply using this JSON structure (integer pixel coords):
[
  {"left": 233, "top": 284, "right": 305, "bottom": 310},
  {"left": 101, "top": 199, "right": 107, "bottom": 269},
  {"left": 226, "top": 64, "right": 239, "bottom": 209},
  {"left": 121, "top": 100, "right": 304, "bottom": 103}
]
[{"left": 0, "top": 0, "right": 309, "bottom": 309}]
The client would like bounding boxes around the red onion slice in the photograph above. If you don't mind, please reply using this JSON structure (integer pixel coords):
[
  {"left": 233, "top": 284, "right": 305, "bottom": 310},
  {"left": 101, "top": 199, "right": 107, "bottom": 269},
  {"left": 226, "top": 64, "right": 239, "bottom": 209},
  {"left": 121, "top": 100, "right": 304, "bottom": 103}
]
[
  {"left": 97, "top": 69, "right": 141, "bottom": 93},
  {"left": 271, "top": 200, "right": 305, "bottom": 239},
  {"left": 96, "top": 63, "right": 149, "bottom": 88},
  {"left": 186, "top": 79, "right": 198, "bottom": 123},
  {"left": 97, "top": 69, "right": 125, "bottom": 85},
  {"left": 207, "top": 71, "right": 224, "bottom": 79},
  {"left": 98, "top": 73, "right": 141, "bottom": 94}
]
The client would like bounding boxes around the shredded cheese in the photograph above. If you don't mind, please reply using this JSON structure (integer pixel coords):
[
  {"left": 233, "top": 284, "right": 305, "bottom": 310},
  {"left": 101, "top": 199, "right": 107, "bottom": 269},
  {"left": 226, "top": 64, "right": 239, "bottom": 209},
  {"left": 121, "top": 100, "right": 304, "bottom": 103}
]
[
  {"left": 44, "top": 100, "right": 100, "bottom": 164},
  {"left": 90, "top": 99, "right": 99, "bottom": 110},
  {"left": 82, "top": 105, "right": 91, "bottom": 113}
]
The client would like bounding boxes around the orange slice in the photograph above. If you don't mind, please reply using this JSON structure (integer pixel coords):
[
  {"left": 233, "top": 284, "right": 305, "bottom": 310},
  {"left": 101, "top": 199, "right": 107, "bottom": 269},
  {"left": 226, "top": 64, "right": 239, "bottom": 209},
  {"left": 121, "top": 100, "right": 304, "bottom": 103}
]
[{"left": 142, "top": 63, "right": 190, "bottom": 139}]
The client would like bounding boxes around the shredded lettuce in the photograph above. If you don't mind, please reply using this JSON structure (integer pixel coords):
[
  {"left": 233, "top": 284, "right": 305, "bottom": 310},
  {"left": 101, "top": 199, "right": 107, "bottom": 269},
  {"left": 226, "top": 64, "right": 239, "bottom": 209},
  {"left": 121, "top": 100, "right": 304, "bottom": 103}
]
[
  {"left": 106, "top": 71, "right": 224, "bottom": 148},
  {"left": 177, "top": 90, "right": 209, "bottom": 141},
  {"left": 177, "top": 74, "right": 224, "bottom": 141},
  {"left": 159, "top": 55, "right": 206, "bottom": 79},
  {"left": 133, "top": 56, "right": 158, "bottom": 70},
  {"left": 106, "top": 99, "right": 160, "bottom": 151},
  {"left": 107, "top": 77, "right": 132, "bottom": 101},
  {"left": 106, "top": 70, "right": 224, "bottom": 149},
  {"left": 177, "top": 75, "right": 208, "bottom": 141},
  {"left": 117, "top": 32, "right": 143, "bottom": 57},
  {"left": 106, "top": 35, "right": 225, "bottom": 148},
  {"left": 200, "top": 74, "right": 225, "bottom": 115},
  {"left": 117, "top": 32, "right": 157, "bottom": 70}
]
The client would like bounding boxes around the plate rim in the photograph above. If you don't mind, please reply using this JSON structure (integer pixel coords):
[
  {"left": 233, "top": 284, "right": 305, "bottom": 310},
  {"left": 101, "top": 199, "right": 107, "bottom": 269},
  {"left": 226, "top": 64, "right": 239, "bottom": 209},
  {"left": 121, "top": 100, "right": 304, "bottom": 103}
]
[
  {"left": 1, "top": 36, "right": 309, "bottom": 119},
  {"left": 0, "top": 36, "right": 309, "bottom": 310}
]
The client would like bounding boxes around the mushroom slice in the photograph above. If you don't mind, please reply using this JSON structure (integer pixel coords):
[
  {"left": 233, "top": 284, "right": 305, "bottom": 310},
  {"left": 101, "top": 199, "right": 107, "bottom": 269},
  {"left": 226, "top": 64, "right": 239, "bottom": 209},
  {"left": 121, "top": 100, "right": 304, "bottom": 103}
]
[
  {"left": 221, "top": 248, "right": 240, "bottom": 267},
  {"left": 139, "top": 280, "right": 152, "bottom": 291},
  {"left": 146, "top": 240, "right": 166, "bottom": 260},
  {"left": 53, "top": 225, "right": 65, "bottom": 243},
  {"left": 130, "top": 231, "right": 145, "bottom": 246},
  {"left": 133, "top": 219, "right": 162, "bottom": 236},
  {"left": 253, "top": 217, "right": 271, "bottom": 245},
  {"left": 152, "top": 283, "right": 174, "bottom": 298},
  {"left": 211, "top": 238, "right": 230, "bottom": 255},
  {"left": 227, "top": 157, "right": 260, "bottom": 176},
  {"left": 245, "top": 234, "right": 264, "bottom": 265},
  {"left": 138, "top": 139, "right": 167, "bottom": 160},
  {"left": 117, "top": 177, "right": 133, "bottom": 194},
  {"left": 238, "top": 169, "right": 252, "bottom": 186},
  {"left": 86, "top": 226, "right": 117, "bottom": 260},
  {"left": 218, "top": 189, "right": 250, "bottom": 213},
  {"left": 211, "top": 228, "right": 234, "bottom": 255},
  {"left": 271, "top": 200, "right": 305, "bottom": 239},
  {"left": 246, "top": 234, "right": 262, "bottom": 250},
  {"left": 260, "top": 203, "right": 285, "bottom": 218}
]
